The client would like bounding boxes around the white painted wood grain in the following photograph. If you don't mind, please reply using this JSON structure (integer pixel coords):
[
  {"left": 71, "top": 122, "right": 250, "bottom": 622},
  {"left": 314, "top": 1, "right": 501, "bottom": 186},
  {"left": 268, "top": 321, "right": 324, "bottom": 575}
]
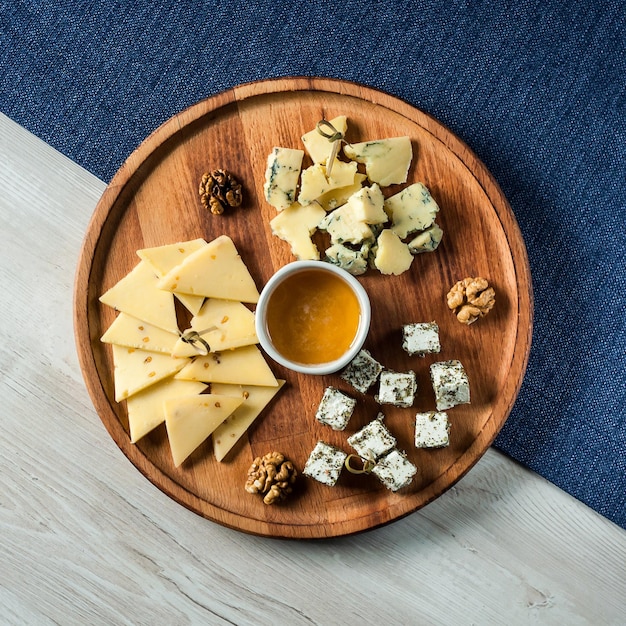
[{"left": 1, "top": 112, "right": 624, "bottom": 626}]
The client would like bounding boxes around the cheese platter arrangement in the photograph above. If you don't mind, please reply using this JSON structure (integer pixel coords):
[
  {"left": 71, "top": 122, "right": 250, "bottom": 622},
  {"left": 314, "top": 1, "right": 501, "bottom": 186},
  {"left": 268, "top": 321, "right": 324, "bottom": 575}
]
[{"left": 74, "top": 77, "right": 532, "bottom": 539}]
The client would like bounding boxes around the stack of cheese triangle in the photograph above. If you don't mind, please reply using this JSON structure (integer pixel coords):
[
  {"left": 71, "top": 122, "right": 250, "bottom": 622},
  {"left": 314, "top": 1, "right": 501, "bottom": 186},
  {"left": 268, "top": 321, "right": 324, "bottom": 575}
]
[{"left": 99, "top": 235, "right": 284, "bottom": 466}]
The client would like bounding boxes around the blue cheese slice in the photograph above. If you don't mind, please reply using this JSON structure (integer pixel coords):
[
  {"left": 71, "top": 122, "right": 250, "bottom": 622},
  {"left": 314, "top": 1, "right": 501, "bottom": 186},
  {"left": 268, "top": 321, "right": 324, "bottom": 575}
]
[
  {"left": 315, "top": 174, "right": 366, "bottom": 211},
  {"left": 402, "top": 322, "right": 441, "bottom": 357},
  {"left": 315, "top": 387, "right": 356, "bottom": 431},
  {"left": 371, "top": 449, "right": 417, "bottom": 491},
  {"left": 325, "top": 242, "right": 370, "bottom": 276},
  {"left": 263, "top": 147, "right": 304, "bottom": 211},
  {"left": 340, "top": 349, "right": 383, "bottom": 392},
  {"left": 345, "top": 184, "right": 388, "bottom": 224},
  {"left": 385, "top": 182, "right": 440, "bottom": 239},
  {"left": 343, "top": 137, "right": 412, "bottom": 186},
  {"left": 376, "top": 370, "right": 417, "bottom": 408},
  {"left": 303, "top": 440, "right": 348, "bottom": 486},
  {"left": 407, "top": 223, "right": 443, "bottom": 254},
  {"left": 318, "top": 202, "right": 374, "bottom": 245},
  {"left": 373, "top": 229, "right": 413, "bottom": 275},
  {"left": 430, "top": 360, "right": 470, "bottom": 410},
  {"left": 347, "top": 415, "right": 396, "bottom": 460},
  {"left": 415, "top": 411, "right": 450, "bottom": 448},
  {"left": 301, "top": 116, "right": 348, "bottom": 164}
]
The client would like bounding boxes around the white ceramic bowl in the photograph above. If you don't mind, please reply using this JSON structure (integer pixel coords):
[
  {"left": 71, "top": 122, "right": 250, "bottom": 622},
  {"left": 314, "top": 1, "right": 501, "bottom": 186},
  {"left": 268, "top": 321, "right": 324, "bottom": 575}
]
[{"left": 255, "top": 260, "right": 371, "bottom": 375}]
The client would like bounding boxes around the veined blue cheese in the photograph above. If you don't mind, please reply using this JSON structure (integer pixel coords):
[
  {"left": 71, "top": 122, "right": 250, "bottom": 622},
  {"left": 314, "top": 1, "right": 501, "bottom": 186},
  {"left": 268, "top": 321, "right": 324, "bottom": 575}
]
[
  {"left": 376, "top": 370, "right": 417, "bottom": 408},
  {"left": 297, "top": 159, "right": 359, "bottom": 205},
  {"left": 415, "top": 411, "right": 450, "bottom": 448},
  {"left": 325, "top": 242, "right": 370, "bottom": 276},
  {"left": 407, "top": 223, "right": 444, "bottom": 254},
  {"left": 373, "top": 229, "right": 413, "bottom": 275},
  {"left": 315, "top": 174, "right": 366, "bottom": 211},
  {"left": 343, "top": 137, "right": 412, "bottom": 186},
  {"left": 318, "top": 203, "right": 374, "bottom": 245},
  {"left": 371, "top": 449, "right": 417, "bottom": 491},
  {"left": 301, "top": 115, "right": 348, "bottom": 164},
  {"left": 402, "top": 322, "right": 441, "bottom": 357},
  {"left": 263, "top": 147, "right": 304, "bottom": 211},
  {"left": 430, "top": 360, "right": 470, "bottom": 411},
  {"left": 269, "top": 201, "right": 326, "bottom": 260},
  {"left": 315, "top": 386, "right": 357, "bottom": 431},
  {"left": 345, "top": 184, "right": 388, "bottom": 224},
  {"left": 385, "top": 182, "right": 440, "bottom": 239},
  {"left": 303, "top": 440, "right": 348, "bottom": 486},
  {"left": 340, "top": 349, "right": 383, "bottom": 392},
  {"left": 347, "top": 415, "right": 396, "bottom": 460}
]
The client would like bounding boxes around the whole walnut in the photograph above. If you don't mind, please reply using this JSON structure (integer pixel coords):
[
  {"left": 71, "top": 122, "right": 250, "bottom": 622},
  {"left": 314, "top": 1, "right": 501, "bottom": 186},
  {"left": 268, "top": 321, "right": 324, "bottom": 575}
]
[
  {"left": 447, "top": 277, "right": 495, "bottom": 325},
  {"left": 245, "top": 451, "right": 297, "bottom": 505},
  {"left": 199, "top": 169, "right": 243, "bottom": 215}
]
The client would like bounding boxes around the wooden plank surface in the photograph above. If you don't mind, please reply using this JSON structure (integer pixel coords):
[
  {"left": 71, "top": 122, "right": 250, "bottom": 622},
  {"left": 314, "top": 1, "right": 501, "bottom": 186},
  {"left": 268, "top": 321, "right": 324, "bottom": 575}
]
[{"left": 1, "top": 111, "right": 624, "bottom": 624}]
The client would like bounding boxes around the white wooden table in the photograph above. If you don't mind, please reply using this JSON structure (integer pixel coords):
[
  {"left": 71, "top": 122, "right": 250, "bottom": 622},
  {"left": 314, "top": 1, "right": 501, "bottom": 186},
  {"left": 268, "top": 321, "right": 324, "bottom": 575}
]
[{"left": 1, "top": 112, "right": 624, "bottom": 625}]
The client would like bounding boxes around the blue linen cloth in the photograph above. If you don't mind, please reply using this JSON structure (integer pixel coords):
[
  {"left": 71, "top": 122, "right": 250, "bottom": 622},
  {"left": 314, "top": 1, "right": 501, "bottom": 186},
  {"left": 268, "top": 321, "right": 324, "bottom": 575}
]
[{"left": 2, "top": 0, "right": 624, "bottom": 528}]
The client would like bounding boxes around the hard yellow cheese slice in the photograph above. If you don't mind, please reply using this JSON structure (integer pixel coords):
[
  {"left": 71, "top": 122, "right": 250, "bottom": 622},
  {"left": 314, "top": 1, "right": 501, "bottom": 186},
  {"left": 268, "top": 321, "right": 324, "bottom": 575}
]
[
  {"left": 211, "top": 381, "right": 286, "bottom": 462},
  {"left": 137, "top": 239, "right": 207, "bottom": 315},
  {"left": 157, "top": 235, "right": 260, "bottom": 303},
  {"left": 171, "top": 299, "right": 258, "bottom": 357},
  {"left": 301, "top": 115, "right": 347, "bottom": 164},
  {"left": 112, "top": 345, "right": 188, "bottom": 401},
  {"left": 175, "top": 345, "right": 278, "bottom": 387},
  {"left": 126, "top": 377, "right": 207, "bottom": 443},
  {"left": 164, "top": 394, "right": 244, "bottom": 467},
  {"left": 99, "top": 260, "right": 178, "bottom": 333},
  {"left": 101, "top": 312, "right": 179, "bottom": 354}
]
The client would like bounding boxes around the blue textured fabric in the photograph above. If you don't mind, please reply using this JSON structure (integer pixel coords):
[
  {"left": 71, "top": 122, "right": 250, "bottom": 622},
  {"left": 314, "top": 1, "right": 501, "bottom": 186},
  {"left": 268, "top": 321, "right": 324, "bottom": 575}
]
[{"left": 2, "top": 0, "right": 624, "bottom": 528}]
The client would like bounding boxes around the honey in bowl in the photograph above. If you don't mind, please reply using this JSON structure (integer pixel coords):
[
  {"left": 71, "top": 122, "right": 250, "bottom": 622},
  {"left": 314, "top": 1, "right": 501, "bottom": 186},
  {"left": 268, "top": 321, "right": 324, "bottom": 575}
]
[{"left": 256, "top": 261, "right": 371, "bottom": 375}]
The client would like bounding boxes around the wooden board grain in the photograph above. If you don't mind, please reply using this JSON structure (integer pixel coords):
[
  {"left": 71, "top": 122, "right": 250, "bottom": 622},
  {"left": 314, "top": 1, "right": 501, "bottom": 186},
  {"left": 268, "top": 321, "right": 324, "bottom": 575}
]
[{"left": 73, "top": 77, "right": 532, "bottom": 539}]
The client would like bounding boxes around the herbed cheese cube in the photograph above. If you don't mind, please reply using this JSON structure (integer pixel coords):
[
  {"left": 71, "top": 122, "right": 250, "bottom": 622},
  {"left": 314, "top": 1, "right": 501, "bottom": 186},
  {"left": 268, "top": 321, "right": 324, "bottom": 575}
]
[
  {"left": 343, "top": 137, "right": 412, "bottom": 186},
  {"left": 376, "top": 370, "right": 417, "bottom": 408},
  {"left": 402, "top": 322, "right": 441, "bottom": 357},
  {"left": 430, "top": 360, "right": 470, "bottom": 411},
  {"left": 373, "top": 229, "right": 413, "bottom": 275},
  {"left": 347, "top": 415, "right": 397, "bottom": 460},
  {"left": 315, "top": 387, "right": 357, "bottom": 431},
  {"left": 325, "top": 242, "right": 370, "bottom": 276},
  {"left": 303, "top": 441, "right": 348, "bottom": 486},
  {"left": 415, "top": 411, "right": 450, "bottom": 448},
  {"left": 407, "top": 223, "right": 443, "bottom": 254},
  {"left": 269, "top": 201, "right": 326, "bottom": 260},
  {"left": 371, "top": 449, "right": 417, "bottom": 491},
  {"left": 263, "top": 147, "right": 304, "bottom": 211},
  {"left": 385, "top": 182, "right": 440, "bottom": 239},
  {"left": 340, "top": 349, "right": 383, "bottom": 392}
]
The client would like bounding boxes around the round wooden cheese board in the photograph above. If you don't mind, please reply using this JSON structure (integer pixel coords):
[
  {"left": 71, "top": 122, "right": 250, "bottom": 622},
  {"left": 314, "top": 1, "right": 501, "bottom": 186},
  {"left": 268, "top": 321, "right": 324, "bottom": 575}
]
[{"left": 74, "top": 77, "right": 533, "bottom": 539}]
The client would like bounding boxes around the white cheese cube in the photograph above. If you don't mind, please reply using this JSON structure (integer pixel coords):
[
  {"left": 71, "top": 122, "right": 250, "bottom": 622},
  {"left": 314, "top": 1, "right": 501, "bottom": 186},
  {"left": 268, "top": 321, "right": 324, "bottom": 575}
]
[
  {"left": 263, "top": 147, "right": 304, "bottom": 211},
  {"left": 346, "top": 184, "right": 388, "bottom": 224},
  {"left": 340, "top": 349, "right": 383, "bottom": 392},
  {"left": 270, "top": 201, "right": 326, "bottom": 260},
  {"left": 315, "top": 387, "right": 357, "bottom": 431},
  {"left": 384, "top": 182, "right": 440, "bottom": 239},
  {"left": 415, "top": 411, "right": 450, "bottom": 448},
  {"left": 318, "top": 203, "right": 374, "bottom": 245},
  {"left": 347, "top": 415, "right": 397, "bottom": 460},
  {"left": 407, "top": 223, "right": 443, "bottom": 254},
  {"left": 402, "top": 322, "right": 441, "bottom": 356},
  {"left": 343, "top": 137, "right": 412, "bottom": 186},
  {"left": 325, "top": 242, "right": 369, "bottom": 276},
  {"left": 301, "top": 116, "right": 348, "bottom": 164},
  {"left": 371, "top": 449, "right": 417, "bottom": 491},
  {"left": 303, "top": 440, "right": 348, "bottom": 486},
  {"left": 376, "top": 370, "right": 416, "bottom": 408},
  {"left": 430, "top": 360, "right": 470, "bottom": 410},
  {"left": 373, "top": 229, "right": 413, "bottom": 275}
]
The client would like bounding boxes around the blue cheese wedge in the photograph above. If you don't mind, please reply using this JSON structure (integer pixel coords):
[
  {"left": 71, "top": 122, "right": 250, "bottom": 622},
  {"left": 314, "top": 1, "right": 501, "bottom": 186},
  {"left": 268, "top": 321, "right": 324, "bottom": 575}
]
[
  {"left": 371, "top": 449, "right": 417, "bottom": 491},
  {"left": 325, "top": 242, "right": 370, "bottom": 276},
  {"left": 407, "top": 223, "right": 443, "bottom": 254},
  {"left": 263, "top": 147, "right": 304, "bottom": 211},
  {"left": 297, "top": 160, "right": 359, "bottom": 205},
  {"left": 301, "top": 115, "right": 348, "bottom": 164},
  {"left": 385, "top": 182, "right": 440, "bottom": 239},
  {"left": 345, "top": 184, "right": 388, "bottom": 224},
  {"left": 347, "top": 415, "right": 396, "bottom": 460},
  {"left": 376, "top": 370, "right": 417, "bottom": 408},
  {"left": 340, "top": 349, "right": 383, "bottom": 392},
  {"left": 402, "top": 322, "right": 441, "bottom": 357},
  {"left": 430, "top": 360, "right": 470, "bottom": 410},
  {"left": 415, "top": 411, "right": 450, "bottom": 448},
  {"left": 343, "top": 137, "right": 412, "bottom": 186},
  {"left": 318, "top": 203, "right": 374, "bottom": 245},
  {"left": 315, "top": 387, "right": 357, "bottom": 431},
  {"left": 372, "top": 229, "right": 413, "bottom": 275},
  {"left": 303, "top": 440, "right": 348, "bottom": 486},
  {"left": 269, "top": 201, "right": 326, "bottom": 260},
  {"left": 316, "top": 174, "right": 367, "bottom": 211}
]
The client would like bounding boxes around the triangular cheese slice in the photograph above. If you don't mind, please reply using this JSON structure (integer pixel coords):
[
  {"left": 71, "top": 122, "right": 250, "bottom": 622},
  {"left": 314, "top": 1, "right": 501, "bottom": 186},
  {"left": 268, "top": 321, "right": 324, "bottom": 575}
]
[
  {"left": 101, "top": 312, "right": 179, "bottom": 354},
  {"left": 99, "top": 260, "right": 178, "bottom": 333},
  {"left": 175, "top": 345, "right": 278, "bottom": 386},
  {"left": 211, "top": 381, "right": 286, "bottom": 462},
  {"left": 126, "top": 377, "right": 207, "bottom": 443},
  {"left": 171, "top": 299, "right": 258, "bottom": 357},
  {"left": 164, "top": 393, "right": 244, "bottom": 467},
  {"left": 112, "top": 345, "right": 188, "bottom": 401},
  {"left": 157, "top": 235, "right": 260, "bottom": 303},
  {"left": 137, "top": 239, "right": 206, "bottom": 315}
]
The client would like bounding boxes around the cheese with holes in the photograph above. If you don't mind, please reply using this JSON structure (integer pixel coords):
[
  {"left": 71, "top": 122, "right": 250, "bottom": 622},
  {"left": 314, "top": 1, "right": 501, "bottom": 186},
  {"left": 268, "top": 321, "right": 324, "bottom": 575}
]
[
  {"left": 343, "top": 137, "right": 412, "bottom": 186},
  {"left": 301, "top": 115, "right": 347, "bottom": 164},
  {"left": 99, "top": 260, "right": 178, "bottom": 333},
  {"left": 269, "top": 201, "right": 326, "bottom": 260},
  {"left": 164, "top": 393, "right": 244, "bottom": 466},
  {"left": 126, "top": 377, "right": 207, "bottom": 443},
  {"left": 211, "top": 381, "right": 286, "bottom": 462},
  {"left": 175, "top": 345, "right": 278, "bottom": 387},
  {"left": 385, "top": 182, "right": 440, "bottom": 239},
  {"left": 264, "top": 147, "right": 304, "bottom": 210},
  {"left": 157, "top": 235, "right": 259, "bottom": 303},
  {"left": 101, "top": 312, "right": 179, "bottom": 354}
]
